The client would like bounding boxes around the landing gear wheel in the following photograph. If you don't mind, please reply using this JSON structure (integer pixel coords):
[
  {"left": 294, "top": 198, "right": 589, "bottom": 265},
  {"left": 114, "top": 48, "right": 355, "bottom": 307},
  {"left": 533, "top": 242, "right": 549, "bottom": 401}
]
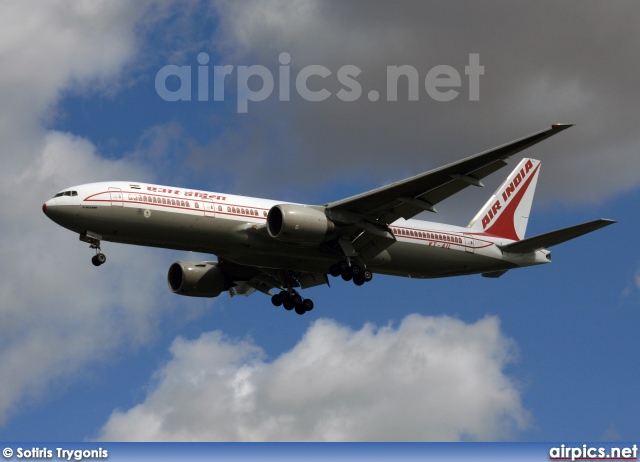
[
  {"left": 350, "top": 265, "right": 362, "bottom": 276},
  {"left": 279, "top": 290, "right": 291, "bottom": 302},
  {"left": 329, "top": 264, "right": 341, "bottom": 277},
  {"left": 294, "top": 304, "right": 306, "bottom": 315},
  {"left": 271, "top": 294, "right": 283, "bottom": 306},
  {"left": 363, "top": 270, "right": 373, "bottom": 282},
  {"left": 341, "top": 271, "right": 353, "bottom": 281},
  {"left": 303, "top": 299, "right": 314, "bottom": 311},
  {"left": 353, "top": 274, "right": 366, "bottom": 286},
  {"left": 283, "top": 301, "right": 294, "bottom": 311},
  {"left": 338, "top": 260, "right": 350, "bottom": 273},
  {"left": 91, "top": 253, "right": 106, "bottom": 267}
]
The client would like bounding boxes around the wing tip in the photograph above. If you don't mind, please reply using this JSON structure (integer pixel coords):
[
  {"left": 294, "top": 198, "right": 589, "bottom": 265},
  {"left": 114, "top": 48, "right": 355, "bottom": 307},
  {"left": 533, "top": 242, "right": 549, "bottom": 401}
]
[
  {"left": 598, "top": 218, "right": 617, "bottom": 226},
  {"left": 551, "top": 123, "right": 574, "bottom": 131}
]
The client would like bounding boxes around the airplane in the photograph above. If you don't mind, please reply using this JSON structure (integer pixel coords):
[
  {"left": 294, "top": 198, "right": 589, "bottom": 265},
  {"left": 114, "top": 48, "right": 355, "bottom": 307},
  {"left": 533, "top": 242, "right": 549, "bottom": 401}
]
[{"left": 42, "top": 124, "right": 615, "bottom": 315}]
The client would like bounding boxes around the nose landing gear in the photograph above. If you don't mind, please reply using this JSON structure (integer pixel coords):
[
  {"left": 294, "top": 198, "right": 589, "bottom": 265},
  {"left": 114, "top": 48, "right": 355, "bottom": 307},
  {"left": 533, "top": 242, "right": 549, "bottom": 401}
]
[
  {"left": 91, "top": 251, "right": 107, "bottom": 267},
  {"left": 80, "top": 232, "right": 106, "bottom": 267}
]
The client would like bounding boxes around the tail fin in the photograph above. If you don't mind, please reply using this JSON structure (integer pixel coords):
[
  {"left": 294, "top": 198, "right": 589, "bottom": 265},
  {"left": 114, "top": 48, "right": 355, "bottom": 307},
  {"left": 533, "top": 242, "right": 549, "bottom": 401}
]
[{"left": 467, "top": 158, "right": 541, "bottom": 241}]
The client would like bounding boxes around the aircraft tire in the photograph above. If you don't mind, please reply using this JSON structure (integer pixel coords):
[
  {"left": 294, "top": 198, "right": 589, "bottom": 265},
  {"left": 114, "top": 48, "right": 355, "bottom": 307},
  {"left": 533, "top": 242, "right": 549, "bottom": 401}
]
[
  {"left": 91, "top": 254, "right": 106, "bottom": 266},
  {"left": 329, "top": 264, "right": 341, "bottom": 277},
  {"left": 271, "top": 294, "right": 283, "bottom": 306},
  {"left": 283, "top": 301, "right": 294, "bottom": 311},
  {"left": 294, "top": 304, "right": 306, "bottom": 315},
  {"left": 341, "top": 272, "right": 352, "bottom": 281},
  {"left": 279, "top": 290, "right": 291, "bottom": 301},
  {"left": 363, "top": 270, "right": 373, "bottom": 282},
  {"left": 353, "top": 274, "right": 365, "bottom": 286},
  {"left": 303, "top": 299, "right": 314, "bottom": 311}
]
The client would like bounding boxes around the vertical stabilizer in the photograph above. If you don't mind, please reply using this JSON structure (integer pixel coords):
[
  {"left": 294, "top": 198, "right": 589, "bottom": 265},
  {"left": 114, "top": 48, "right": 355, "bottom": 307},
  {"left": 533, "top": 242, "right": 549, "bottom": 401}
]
[{"left": 467, "top": 158, "right": 541, "bottom": 241}]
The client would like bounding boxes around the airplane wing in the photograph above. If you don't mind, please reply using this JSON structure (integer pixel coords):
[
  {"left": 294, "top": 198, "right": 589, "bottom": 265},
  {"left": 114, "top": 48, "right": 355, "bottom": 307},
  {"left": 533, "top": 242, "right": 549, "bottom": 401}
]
[
  {"left": 498, "top": 219, "right": 616, "bottom": 253},
  {"left": 325, "top": 124, "right": 573, "bottom": 225}
]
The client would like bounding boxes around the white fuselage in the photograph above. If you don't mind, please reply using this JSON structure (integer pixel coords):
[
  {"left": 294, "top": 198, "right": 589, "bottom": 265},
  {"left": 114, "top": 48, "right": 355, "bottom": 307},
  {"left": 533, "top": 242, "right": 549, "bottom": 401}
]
[{"left": 43, "top": 181, "right": 550, "bottom": 279}]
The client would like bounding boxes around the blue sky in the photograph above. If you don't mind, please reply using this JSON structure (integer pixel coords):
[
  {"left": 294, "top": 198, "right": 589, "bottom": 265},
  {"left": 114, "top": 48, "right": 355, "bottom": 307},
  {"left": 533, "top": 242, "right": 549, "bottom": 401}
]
[{"left": 0, "top": 0, "right": 639, "bottom": 442}]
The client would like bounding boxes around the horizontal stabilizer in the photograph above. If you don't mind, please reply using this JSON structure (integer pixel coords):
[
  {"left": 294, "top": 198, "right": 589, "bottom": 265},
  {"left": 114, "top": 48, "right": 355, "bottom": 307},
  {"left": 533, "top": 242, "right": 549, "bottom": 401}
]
[{"left": 499, "top": 219, "right": 616, "bottom": 253}]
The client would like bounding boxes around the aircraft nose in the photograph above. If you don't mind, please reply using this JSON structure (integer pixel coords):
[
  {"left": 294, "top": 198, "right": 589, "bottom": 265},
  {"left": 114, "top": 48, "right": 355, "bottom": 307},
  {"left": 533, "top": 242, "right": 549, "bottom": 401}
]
[
  {"left": 42, "top": 197, "right": 70, "bottom": 224},
  {"left": 42, "top": 198, "right": 56, "bottom": 217}
]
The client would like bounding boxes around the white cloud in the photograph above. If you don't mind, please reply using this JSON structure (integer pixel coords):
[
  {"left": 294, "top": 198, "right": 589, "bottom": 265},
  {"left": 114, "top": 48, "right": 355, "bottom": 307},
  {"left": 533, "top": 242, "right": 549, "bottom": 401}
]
[
  {"left": 0, "top": 0, "right": 178, "bottom": 426},
  {"left": 0, "top": 128, "right": 170, "bottom": 423},
  {"left": 98, "top": 315, "right": 528, "bottom": 441}
]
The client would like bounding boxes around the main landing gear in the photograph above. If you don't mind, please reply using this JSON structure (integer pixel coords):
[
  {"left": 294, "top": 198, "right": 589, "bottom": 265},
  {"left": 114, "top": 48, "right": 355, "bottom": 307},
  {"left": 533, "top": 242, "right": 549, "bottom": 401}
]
[
  {"left": 328, "top": 260, "right": 373, "bottom": 286},
  {"left": 80, "top": 232, "right": 106, "bottom": 267},
  {"left": 271, "top": 290, "right": 314, "bottom": 315}
]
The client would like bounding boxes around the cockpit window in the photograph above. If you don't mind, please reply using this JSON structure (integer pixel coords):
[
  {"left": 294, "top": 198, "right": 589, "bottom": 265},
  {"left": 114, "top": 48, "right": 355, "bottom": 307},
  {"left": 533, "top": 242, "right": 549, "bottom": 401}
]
[{"left": 53, "top": 190, "right": 78, "bottom": 198}]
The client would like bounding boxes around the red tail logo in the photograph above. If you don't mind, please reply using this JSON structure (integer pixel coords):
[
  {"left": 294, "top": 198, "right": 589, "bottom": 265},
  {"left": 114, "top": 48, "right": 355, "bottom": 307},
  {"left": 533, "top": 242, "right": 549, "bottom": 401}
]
[{"left": 482, "top": 159, "right": 539, "bottom": 240}]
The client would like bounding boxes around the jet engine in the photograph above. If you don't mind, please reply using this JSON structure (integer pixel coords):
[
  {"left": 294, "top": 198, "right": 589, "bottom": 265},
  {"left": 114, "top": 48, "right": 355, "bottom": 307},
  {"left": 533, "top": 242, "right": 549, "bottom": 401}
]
[
  {"left": 167, "top": 261, "right": 226, "bottom": 297},
  {"left": 267, "top": 204, "right": 335, "bottom": 244}
]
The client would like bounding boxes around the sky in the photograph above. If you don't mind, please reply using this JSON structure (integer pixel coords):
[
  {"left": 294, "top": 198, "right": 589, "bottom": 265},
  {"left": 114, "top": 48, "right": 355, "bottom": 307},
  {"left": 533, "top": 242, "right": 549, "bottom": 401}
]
[{"left": 0, "top": 0, "right": 639, "bottom": 442}]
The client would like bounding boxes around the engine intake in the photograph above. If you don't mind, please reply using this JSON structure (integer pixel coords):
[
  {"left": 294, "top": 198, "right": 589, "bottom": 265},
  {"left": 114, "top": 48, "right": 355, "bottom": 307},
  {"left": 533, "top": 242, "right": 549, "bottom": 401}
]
[
  {"left": 267, "top": 204, "right": 335, "bottom": 244},
  {"left": 167, "top": 261, "right": 226, "bottom": 297}
]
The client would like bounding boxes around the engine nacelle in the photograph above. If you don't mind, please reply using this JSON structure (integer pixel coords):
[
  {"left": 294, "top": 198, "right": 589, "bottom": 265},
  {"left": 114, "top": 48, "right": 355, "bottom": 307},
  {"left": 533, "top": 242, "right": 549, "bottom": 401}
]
[
  {"left": 167, "top": 261, "right": 226, "bottom": 297},
  {"left": 267, "top": 204, "right": 335, "bottom": 244}
]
